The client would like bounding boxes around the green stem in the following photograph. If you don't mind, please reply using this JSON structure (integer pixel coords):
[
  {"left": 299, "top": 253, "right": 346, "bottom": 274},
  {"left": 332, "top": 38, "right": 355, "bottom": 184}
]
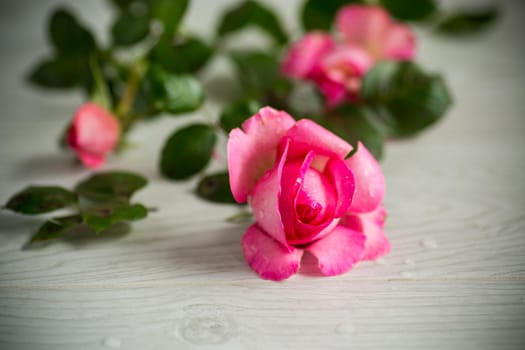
[{"left": 116, "top": 61, "right": 147, "bottom": 132}]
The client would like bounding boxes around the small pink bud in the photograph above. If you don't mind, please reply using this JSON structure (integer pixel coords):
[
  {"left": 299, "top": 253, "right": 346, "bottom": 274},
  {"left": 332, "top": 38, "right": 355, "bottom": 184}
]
[{"left": 66, "top": 103, "right": 120, "bottom": 168}]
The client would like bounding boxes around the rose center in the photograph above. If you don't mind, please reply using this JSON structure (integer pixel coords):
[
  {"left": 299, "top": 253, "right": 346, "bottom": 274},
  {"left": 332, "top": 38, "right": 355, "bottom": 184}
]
[{"left": 296, "top": 201, "right": 323, "bottom": 224}]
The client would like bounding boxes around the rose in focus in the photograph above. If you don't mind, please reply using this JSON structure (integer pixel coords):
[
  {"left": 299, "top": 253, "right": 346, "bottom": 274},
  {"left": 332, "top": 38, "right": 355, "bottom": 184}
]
[
  {"left": 282, "top": 4, "right": 416, "bottom": 107},
  {"left": 66, "top": 103, "right": 120, "bottom": 168},
  {"left": 228, "top": 107, "right": 389, "bottom": 281}
]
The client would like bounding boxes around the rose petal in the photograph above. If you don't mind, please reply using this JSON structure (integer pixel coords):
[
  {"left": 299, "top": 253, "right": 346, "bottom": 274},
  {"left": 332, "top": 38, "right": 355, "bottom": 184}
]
[
  {"left": 279, "top": 150, "right": 340, "bottom": 245},
  {"left": 383, "top": 22, "right": 416, "bottom": 60},
  {"left": 285, "top": 119, "right": 352, "bottom": 160},
  {"left": 345, "top": 142, "right": 385, "bottom": 213},
  {"left": 241, "top": 224, "right": 304, "bottom": 281},
  {"left": 227, "top": 107, "right": 296, "bottom": 203},
  {"left": 250, "top": 139, "right": 290, "bottom": 249},
  {"left": 320, "top": 45, "right": 373, "bottom": 83},
  {"left": 342, "top": 206, "right": 389, "bottom": 260},
  {"left": 324, "top": 157, "right": 355, "bottom": 217},
  {"left": 279, "top": 151, "right": 315, "bottom": 239},
  {"left": 294, "top": 218, "right": 340, "bottom": 247},
  {"left": 335, "top": 5, "right": 390, "bottom": 58},
  {"left": 281, "top": 31, "right": 335, "bottom": 79},
  {"left": 316, "top": 45, "right": 373, "bottom": 107},
  {"left": 317, "top": 78, "right": 348, "bottom": 108},
  {"left": 306, "top": 225, "right": 365, "bottom": 276},
  {"left": 77, "top": 151, "right": 105, "bottom": 169}
]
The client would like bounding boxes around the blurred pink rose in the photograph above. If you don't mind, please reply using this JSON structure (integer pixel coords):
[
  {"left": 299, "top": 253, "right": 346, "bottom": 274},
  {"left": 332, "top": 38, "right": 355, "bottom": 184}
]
[
  {"left": 67, "top": 103, "right": 120, "bottom": 168},
  {"left": 228, "top": 107, "right": 389, "bottom": 281},
  {"left": 336, "top": 4, "right": 416, "bottom": 61},
  {"left": 282, "top": 4, "right": 415, "bottom": 107}
]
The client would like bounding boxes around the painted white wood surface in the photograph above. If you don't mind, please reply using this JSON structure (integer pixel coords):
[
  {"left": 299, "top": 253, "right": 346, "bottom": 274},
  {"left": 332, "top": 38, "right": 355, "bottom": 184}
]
[{"left": 1, "top": 1, "right": 524, "bottom": 349}]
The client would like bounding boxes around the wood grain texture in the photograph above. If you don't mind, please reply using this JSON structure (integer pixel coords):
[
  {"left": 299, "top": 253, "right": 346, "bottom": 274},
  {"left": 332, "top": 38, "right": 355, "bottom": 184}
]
[{"left": 1, "top": 0, "right": 525, "bottom": 349}]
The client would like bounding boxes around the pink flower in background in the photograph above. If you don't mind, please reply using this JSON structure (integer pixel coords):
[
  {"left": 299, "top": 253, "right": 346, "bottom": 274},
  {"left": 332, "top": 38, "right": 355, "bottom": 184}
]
[
  {"left": 67, "top": 103, "right": 120, "bottom": 168},
  {"left": 227, "top": 107, "right": 389, "bottom": 281},
  {"left": 282, "top": 4, "right": 416, "bottom": 107},
  {"left": 336, "top": 5, "right": 415, "bottom": 61}
]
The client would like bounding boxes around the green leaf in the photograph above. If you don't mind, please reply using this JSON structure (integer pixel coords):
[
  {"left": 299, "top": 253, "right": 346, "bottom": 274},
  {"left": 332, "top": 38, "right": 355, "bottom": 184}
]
[
  {"left": 196, "top": 172, "right": 238, "bottom": 204},
  {"left": 380, "top": 0, "right": 437, "bottom": 21},
  {"left": 301, "top": 0, "right": 362, "bottom": 31},
  {"left": 27, "top": 56, "right": 88, "bottom": 89},
  {"left": 361, "top": 61, "right": 453, "bottom": 137},
  {"left": 48, "top": 8, "right": 96, "bottom": 56},
  {"left": 148, "top": 65, "right": 205, "bottom": 114},
  {"left": 30, "top": 215, "right": 82, "bottom": 242},
  {"left": 151, "top": 0, "right": 189, "bottom": 39},
  {"left": 435, "top": 6, "right": 500, "bottom": 35},
  {"left": 217, "top": 0, "right": 288, "bottom": 45},
  {"left": 108, "top": 0, "right": 139, "bottom": 11},
  {"left": 4, "top": 186, "right": 77, "bottom": 215},
  {"left": 75, "top": 171, "right": 148, "bottom": 203},
  {"left": 230, "top": 50, "right": 279, "bottom": 99},
  {"left": 219, "top": 99, "right": 261, "bottom": 133},
  {"left": 160, "top": 124, "right": 217, "bottom": 180},
  {"left": 111, "top": 11, "right": 150, "bottom": 47},
  {"left": 83, "top": 203, "right": 147, "bottom": 233},
  {"left": 150, "top": 36, "right": 213, "bottom": 74},
  {"left": 325, "top": 105, "right": 385, "bottom": 160}
]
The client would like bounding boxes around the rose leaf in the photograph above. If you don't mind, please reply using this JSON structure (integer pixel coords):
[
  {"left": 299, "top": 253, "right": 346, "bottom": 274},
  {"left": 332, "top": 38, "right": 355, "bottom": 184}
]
[
  {"left": 380, "top": 0, "right": 437, "bottom": 21},
  {"left": 111, "top": 10, "right": 150, "bottom": 47},
  {"left": 435, "top": 6, "right": 500, "bottom": 35},
  {"left": 75, "top": 171, "right": 148, "bottom": 203},
  {"left": 216, "top": 0, "right": 288, "bottom": 45},
  {"left": 160, "top": 124, "right": 217, "bottom": 180},
  {"left": 151, "top": 0, "right": 189, "bottom": 39},
  {"left": 30, "top": 215, "right": 83, "bottom": 242},
  {"left": 4, "top": 186, "right": 77, "bottom": 215},
  {"left": 147, "top": 65, "right": 205, "bottom": 114},
  {"left": 48, "top": 8, "right": 97, "bottom": 56},
  {"left": 219, "top": 99, "right": 261, "bottom": 133},
  {"left": 301, "top": 0, "right": 363, "bottom": 31},
  {"left": 82, "top": 203, "right": 148, "bottom": 233},
  {"left": 361, "top": 61, "right": 453, "bottom": 137},
  {"left": 325, "top": 105, "right": 385, "bottom": 160},
  {"left": 196, "top": 172, "right": 239, "bottom": 204},
  {"left": 150, "top": 35, "right": 214, "bottom": 74}
]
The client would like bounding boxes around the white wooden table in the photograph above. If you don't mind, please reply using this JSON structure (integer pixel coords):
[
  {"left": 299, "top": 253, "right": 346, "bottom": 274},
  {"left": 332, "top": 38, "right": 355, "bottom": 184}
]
[{"left": 1, "top": 1, "right": 524, "bottom": 349}]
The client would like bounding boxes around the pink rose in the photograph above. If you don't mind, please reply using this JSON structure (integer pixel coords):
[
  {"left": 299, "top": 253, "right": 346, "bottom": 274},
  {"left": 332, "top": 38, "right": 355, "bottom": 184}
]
[
  {"left": 66, "top": 103, "right": 120, "bottom": 168},
  {"left": 228, "top": 107, "right": 389, "bottom": 281},
  {"left": 336, "top": 4, "right": 416, "bottom": 61},
  {"left": 282, "top": 4, "right": 415, "bottom": 107}
]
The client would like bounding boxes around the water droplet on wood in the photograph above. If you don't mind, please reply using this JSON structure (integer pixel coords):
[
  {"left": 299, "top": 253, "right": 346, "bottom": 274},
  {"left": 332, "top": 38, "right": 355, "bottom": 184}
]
[
  {"left": 103, "top": 337, "right": 121, "bottom": 348},
  {"left": 420, "top": 239, "right": 438, "bottom": 249},
  {"left": 404, "top": 258, "right": 415, "bottom": 265},
  {"left": 335, "top": 321, "right": 356, "bottom": 334}
]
